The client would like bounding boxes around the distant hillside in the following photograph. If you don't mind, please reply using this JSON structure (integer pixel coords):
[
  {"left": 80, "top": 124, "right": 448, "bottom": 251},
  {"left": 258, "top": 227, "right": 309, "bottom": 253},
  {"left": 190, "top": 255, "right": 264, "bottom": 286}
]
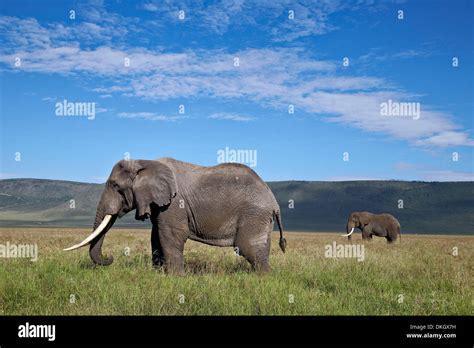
[
  {"left": 0, "top": 179, "right": 473, "bottom": 234},
  {"left": 0, "top": 179, "right": 139, "bottom": 228},
  {"left": 271, "top": 181, "right": 473, "bottom": 234}
]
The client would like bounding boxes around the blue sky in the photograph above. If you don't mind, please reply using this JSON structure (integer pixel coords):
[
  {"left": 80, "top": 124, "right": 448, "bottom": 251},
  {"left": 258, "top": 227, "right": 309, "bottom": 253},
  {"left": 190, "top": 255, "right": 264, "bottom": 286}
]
[{"left": 0, "top": 0, "right": 472, "bottom": 183}]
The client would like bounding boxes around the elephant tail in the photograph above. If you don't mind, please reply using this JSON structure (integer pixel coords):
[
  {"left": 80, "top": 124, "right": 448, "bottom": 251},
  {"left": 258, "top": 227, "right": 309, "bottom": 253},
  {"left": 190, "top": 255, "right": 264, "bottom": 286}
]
[
  {"left": 398, "top": 225, "right": 401, "bottom": 243},
  {"left": 274, "top": 211, "right": 286, "bottom": 253}
]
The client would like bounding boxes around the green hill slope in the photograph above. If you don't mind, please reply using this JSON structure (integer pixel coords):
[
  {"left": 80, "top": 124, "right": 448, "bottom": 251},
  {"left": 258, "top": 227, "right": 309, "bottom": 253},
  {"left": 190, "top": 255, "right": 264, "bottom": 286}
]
[
  {"left": 0, "top": 179, "right": 472, "bottom": 234},
  {"left": 271, "top": 181, "right": 473, "bottom": 234}
]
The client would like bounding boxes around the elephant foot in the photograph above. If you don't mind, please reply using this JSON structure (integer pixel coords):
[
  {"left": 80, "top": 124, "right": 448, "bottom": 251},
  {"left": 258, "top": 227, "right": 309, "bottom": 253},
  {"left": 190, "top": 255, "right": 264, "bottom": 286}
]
[
  {"left": 252, "top": 261, "right": 272, "bottom": 274},
  {"left": 152, "top": 252, "right": 164, "bottom": 268},
  {"left": 152, "top": 261, "right": 164, "bottom": 271},
  {"left": 165, "top": 266, "right": 185, "bottom": 276},
  {"left": 162, "top": 258, "right": 185, "bottom": 276}
]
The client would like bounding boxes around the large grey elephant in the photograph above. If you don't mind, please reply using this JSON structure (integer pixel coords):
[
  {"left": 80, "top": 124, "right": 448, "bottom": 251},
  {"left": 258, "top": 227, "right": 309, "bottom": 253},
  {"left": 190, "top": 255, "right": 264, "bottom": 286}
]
[
  {"left": 64, "top": 158, "right": 286, "bottom": 274},
  {"left": 342, "top": 211, "right": 401, "bottom": 243}
]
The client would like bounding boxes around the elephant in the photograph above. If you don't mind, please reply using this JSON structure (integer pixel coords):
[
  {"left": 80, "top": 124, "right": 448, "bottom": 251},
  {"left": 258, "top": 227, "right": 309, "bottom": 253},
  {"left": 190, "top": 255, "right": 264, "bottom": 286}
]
[
  {"left": 64, "top": 157, "right": 286, "bottom": 274},
  {"left": 342, "top": 212, "right": 401, "bottom": 243}
]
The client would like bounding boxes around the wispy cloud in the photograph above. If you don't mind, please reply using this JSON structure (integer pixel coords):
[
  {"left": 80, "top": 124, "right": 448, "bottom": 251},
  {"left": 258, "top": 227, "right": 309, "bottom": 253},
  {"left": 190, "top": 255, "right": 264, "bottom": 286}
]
[
  {"left": 1, "top": 35, "right": 470, "bottom": 146},
  {"left": 269, "top": 1, "right": 341, "bottom": 42},
  {"left": 142, "top": 3, "right": 159, "bottom": 12},
  {"left": 41, "top": 96, "right": 56, "bottom": 102},
  {"left": 208, "top": 112, "right": 255, "bottom": 122},
  {"left": 415, "top": 131, "right": 474, "bottom": 147},
  {"left": 96, "top": 107, "right": 108, "bottom": 114},
  {"left": 117, "top": 112, "right": 186, "bottom": 121},
  {"left": 358, "top": 47, "right": 434, "bottom": 65},
  {"left": 199, "top": 0, "right": 248, "bottom": 35},
  {"left": 136, "top": 0, "right": 352, "bottom": 39},
  {"left": 0, "top": 1, "right": 471, "bottom": 148}
]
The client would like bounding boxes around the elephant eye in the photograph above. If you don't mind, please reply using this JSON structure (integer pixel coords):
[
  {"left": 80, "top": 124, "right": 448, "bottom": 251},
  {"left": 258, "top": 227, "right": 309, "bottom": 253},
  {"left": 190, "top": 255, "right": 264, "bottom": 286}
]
[{"left": 109, "top": 181, "right": 120, "bottom": 190}]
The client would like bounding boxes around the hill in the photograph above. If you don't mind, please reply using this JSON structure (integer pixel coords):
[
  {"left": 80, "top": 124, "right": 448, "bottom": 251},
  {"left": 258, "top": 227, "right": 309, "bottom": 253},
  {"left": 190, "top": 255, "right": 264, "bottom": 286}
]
[{"left": 0, "top": 179, "right": 472, "bottom": 234}]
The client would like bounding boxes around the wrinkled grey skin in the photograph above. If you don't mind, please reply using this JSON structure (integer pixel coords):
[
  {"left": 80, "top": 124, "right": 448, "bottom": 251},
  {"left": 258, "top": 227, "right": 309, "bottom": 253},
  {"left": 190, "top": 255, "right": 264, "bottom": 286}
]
[
  {"left": 346, "top": 212, "right": 401, "bottom": 243},
  {"left": 88, "top": 158, "right": 286, "bottom": 274}
]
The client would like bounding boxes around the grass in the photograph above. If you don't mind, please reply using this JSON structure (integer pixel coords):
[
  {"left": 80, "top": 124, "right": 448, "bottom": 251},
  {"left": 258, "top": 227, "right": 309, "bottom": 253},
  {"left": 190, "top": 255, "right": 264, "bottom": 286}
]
[{"left": 0, "top": 227, "right": 472, "bottom": 315}]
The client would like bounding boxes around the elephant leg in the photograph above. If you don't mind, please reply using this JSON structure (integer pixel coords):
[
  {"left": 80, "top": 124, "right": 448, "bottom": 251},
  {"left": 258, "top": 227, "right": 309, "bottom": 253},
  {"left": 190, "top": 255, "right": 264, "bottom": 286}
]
[
  {"left": 235, "top": 222, "right": 272, "bottom": 273},
  {"left": 158, "top": 227, "right": 186, "bottom": 275},
  {"left": 361, "top": 226, "right": 372, "bottom": 240},
  {"left": 386, "top": 228, "right": 397, "bottom": 243},
  {"left": 151, "top": 223, "right": 164, "bottom": 267},
  {"left": 254, "top": 235, "right": 272, "bottom": 273}
]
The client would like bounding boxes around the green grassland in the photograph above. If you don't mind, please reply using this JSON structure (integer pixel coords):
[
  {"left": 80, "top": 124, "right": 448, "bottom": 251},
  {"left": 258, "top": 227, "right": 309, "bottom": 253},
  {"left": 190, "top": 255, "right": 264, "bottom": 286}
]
[{"left": 0, "top": 228, "right": 472, "bottom": 315}]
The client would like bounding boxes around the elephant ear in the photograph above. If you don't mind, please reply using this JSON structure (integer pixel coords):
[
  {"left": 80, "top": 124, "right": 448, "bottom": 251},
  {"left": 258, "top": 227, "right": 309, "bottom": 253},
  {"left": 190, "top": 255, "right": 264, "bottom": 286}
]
[
  {"left": 132, "top": 160, "right": 177, "bottom": 220},
  {"left": 359, "top": 212, "right": 370, "bottom": 226}
]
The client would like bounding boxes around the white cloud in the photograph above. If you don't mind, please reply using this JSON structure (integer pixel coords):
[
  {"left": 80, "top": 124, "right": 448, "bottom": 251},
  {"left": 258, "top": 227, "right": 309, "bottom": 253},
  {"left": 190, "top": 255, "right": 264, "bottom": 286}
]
[
  {"left": 200, "top": 0, "right": 247, "bottom": 34},
  {"left": 0, "top": 9, "right": 471, "bottom": 148},
  {"left": 208, "top": 112, "right": 255, "bottom": 122},
  {"left": 142, "top": 3, "right": 159, "bottom": 12},
  {"left": 358, "top": 48, "right": 434, "bottom": 65},
  {"left": 270, "top": 1, "right": 339, "bottom": 41},
  {"left": 0, "top": 2, "right": 139, "bottom": 53},
  {"left": 297, "top": 91, "right": 471, "bottom": 146},
  {"left": 131, "top": 0, "right": 364, "bottom": 40},
  {"left": 393, "top": 49, "right": 426, "bottom": 59},
  {"left": 0, "top": 16, "right": 51, "bottom": 50},
  {"left": 118, "top": 112, "right": 186, "bottom": 121},
  {"left": 195, "top": 0, "right": 359, "bottom": 40},
  {"left": 415, "top": 131, "right": 474, "bottom": 147}
]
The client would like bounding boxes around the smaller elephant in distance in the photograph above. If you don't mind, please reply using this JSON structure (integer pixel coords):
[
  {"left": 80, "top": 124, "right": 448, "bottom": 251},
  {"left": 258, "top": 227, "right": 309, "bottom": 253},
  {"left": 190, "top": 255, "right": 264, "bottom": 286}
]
[{"left": 342, "top": 212, "right": 401, "bottom": 243}]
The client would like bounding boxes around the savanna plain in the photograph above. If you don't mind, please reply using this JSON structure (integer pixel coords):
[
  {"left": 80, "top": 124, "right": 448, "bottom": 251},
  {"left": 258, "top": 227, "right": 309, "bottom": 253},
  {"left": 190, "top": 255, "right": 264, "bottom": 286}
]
[{"left": 0, "top": 228, "right": 472, "bottom": 315}]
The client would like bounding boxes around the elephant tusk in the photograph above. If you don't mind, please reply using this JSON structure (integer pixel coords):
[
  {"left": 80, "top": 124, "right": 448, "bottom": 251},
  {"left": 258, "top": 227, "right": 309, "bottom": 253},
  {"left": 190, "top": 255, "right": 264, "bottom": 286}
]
[
  {"left": 341, "top": 227, "right": 355, "bottom": 237},
  {"left": 63, "top": 215, "right": 112, "bottom": 251}
]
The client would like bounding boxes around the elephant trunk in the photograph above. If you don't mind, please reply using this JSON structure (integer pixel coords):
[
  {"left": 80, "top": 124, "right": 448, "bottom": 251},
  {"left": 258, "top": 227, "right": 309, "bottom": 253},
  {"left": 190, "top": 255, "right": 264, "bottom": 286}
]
[
  {"left": 89, "top": 203, "right": 117, "bottom": 266},
  {"left": 341, "top": 222, "right": 355, "bottom": 238},
  {"left": 63, "top": 190, "right": 118, "bottom": 265}
]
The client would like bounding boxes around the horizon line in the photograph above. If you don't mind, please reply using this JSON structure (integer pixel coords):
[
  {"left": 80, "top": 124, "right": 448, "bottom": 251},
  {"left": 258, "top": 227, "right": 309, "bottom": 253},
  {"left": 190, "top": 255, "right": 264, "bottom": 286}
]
[{"left": 1, "top": 177, "right": 473, "bottom": 185}]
